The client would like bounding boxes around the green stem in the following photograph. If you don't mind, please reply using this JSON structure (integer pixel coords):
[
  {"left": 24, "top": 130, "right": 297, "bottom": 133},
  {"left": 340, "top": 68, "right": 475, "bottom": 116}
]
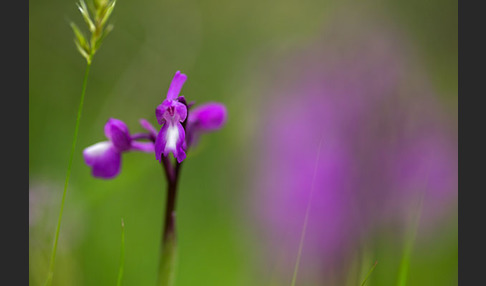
[
  {"left": 361, "top": 261, "right": 378, "bottom": 286},
  {"left": 117, "top": 219, "right": 126, "bottom": 286},
  {"left": 158, "top": 228, "right": 177, "bottom": 286},
  {"left": 157, "top": 100, "right": 188, "bottom": 286},
  {"left": 157, "top": 161, "right": 182, "bottom": 286},
  {"left": 44, "top": 62, "right": 92, "bottom": 286}
]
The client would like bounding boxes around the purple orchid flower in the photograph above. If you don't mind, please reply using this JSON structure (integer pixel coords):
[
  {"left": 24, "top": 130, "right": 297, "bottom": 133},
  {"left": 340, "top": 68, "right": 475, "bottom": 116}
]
[
  {"left": 83, "top": 71, "right": 227, "bottom": 179},
  {"left": 155, "top": 71, "right": 188, "bottom": 163},
  {"left": 83, "top": 118, "right": 155, "bottom": 179}
]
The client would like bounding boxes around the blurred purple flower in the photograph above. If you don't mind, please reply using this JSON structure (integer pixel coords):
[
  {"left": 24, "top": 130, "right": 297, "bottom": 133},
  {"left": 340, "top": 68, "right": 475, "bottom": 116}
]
[
  {"left": 253, "top": 23, "right": 457, "bottom": 283},
  {"left": 186, "top": 102, "right": 227, "bottom": 147},
  {"left": 83, "top": 118, "right": 155, "bottom": 179},
  {"left": 155, "top": 71, "right": 188, "bottom": 163}
]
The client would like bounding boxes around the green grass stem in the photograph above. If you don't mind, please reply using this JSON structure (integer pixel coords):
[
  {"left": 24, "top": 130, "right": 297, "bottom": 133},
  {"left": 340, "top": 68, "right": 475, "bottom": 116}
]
[
  {"left": 361, "top": 261, "right": 378, "bottom": 286},
  {"left": 117, "top": 219, "right": 126, "bottom": 286},
  {"left": 44, "top": 62, "right": 91, "bottom": 286}
]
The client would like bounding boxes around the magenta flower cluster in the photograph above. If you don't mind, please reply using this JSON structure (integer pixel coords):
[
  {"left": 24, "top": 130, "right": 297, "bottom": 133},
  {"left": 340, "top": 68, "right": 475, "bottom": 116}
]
[{"left": 83, "top": 71, "right": 227, "bottom": 179}]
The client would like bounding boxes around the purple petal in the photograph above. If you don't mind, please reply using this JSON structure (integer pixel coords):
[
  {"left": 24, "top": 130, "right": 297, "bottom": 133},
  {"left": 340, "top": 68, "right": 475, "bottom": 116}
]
[
  {"left": 83, "top": 141, "right": 122, "bottom": 179},
  {"left": 155, "top": 124, "right": 168, "bottom": 162},
  {"left": 131, "top": 141, "right": 155, "bottom": 153},
  {"left": 155, "top": 122, "right": 186, "bottom": 163},
  {"left": 188, "top": 102, "right": 227, "bottom": 131},
  {"left": 175, "top": 101, "right": 188, "bottom": 122},
  {"left": 166, "top": 71, "right": 187, "bottom": 100},
  {"left": 155, "top": 103, "right": 168, "bottom": 125},
  {"left": 139, "top": 118, "right": 158, "bottom": 139},
  {"left": 104, "top": 118, "right": 132, "bottom": 152},
  {"left": 186, "top": 102, "right": 227, "bottom": 146}
]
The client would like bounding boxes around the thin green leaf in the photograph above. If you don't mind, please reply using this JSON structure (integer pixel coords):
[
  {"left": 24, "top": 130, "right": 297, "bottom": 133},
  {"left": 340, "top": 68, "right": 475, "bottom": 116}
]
[
  {"left": 361, "top": 261, "right": 378, "bottom": 286},
  {"left": 117, "top": 219, "right": 126, "bottom": 286},
  {"left": 44, "top": 62, "right": 92, "bottom": 286}
]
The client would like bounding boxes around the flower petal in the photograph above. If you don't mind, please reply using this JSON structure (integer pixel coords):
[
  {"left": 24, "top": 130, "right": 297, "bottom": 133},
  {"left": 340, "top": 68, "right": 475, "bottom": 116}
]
[
  {"left": 83, "top": 141, "right": 122, "bottom": 179},
  {"left": 139, "top": 118, "right": 158, "bottom": 139},
  {"left": 155, "top": 122, "right": 186, "bottom": 163},
  {"left": 188, "top": 102, "right": 227, "bottom": 131},
  {"left": 186, "top": 102, "right": 227, "bottom": 146},
  {"left": 131, "top": 141, "right": 155, "bottom": 153},
  {"left": 104, "top": 118, "right": 131, "bottom": 152},
  {"left": 155, "top": 124, "right": 167, "bottom": 162},
  {"left": 166, "top": 71, "right": 187, "bottom": 100}
]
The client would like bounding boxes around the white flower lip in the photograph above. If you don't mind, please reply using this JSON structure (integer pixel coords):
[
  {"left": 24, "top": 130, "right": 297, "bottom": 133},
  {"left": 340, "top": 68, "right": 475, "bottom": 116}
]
[
  {"left": 165, "top": 124, "right": 179, "bottom": 152},
  {"left": 84, "top": 141, "right": 112, "bottom": 157}
]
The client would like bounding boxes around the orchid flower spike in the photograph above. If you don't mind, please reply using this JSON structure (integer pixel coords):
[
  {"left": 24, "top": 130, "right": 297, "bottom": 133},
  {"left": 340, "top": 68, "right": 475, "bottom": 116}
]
[
  {"left": 83, "top": 118, "right": 154, "bottom": 179},
  {"left": 155, "top": 71, "right": 188, "bottom": 163}
]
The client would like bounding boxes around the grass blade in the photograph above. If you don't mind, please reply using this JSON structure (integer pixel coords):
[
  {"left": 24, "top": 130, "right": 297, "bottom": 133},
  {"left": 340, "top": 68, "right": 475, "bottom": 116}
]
[
  {"left": 117, "top": 219, "right": 126, "bottom": 286},
  {"left": 290, "top": 138, "right": 323, "bottom": 286},
  {"left": 361, "top": 260, "right": 378, "bottom": 286},
  {"left": 44, "top": 62, "right": 91, "bottom": 286},
  {"left": 396, "top": 190, "right": 426, "bottom": 286}
]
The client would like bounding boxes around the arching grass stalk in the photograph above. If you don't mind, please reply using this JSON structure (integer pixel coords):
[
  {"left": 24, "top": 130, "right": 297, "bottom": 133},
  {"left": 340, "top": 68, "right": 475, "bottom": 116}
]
[
  {"left": 44, "top": 1, "right": 116, "bottom": 285},
  {"left": 291, "top": 138, "right": 324, "bottom": 286}
]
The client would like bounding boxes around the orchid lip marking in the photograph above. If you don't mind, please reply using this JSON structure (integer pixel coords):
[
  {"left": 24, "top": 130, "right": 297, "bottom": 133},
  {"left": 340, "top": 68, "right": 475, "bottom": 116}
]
[{"left": 165, "top": 124, "right": 179, "bottom": 152}]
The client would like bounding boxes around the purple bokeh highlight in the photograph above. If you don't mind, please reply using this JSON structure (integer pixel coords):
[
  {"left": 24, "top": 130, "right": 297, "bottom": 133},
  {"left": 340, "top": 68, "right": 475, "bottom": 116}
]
[{"left": 252, "top": 22, "right": 457, "bottom": 284}]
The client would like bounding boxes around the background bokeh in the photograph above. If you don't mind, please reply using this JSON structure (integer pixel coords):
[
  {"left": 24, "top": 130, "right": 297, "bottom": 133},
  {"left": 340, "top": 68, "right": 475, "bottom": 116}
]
[{"left": 30, "top": 0, "right": 457, "bottom": 285}]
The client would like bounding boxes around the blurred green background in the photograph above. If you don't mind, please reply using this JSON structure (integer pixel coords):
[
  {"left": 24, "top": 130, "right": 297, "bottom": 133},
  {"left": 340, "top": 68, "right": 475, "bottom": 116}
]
[{"left": 29, "top": 0, "right": 457, "bottom": 285}]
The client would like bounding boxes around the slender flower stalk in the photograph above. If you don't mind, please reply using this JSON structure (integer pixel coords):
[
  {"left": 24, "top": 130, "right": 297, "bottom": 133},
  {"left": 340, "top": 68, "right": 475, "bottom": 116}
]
[
  {"left": 158, "top": 159, "right": 183, "bottom": 286},
  {"left": 44, "top": 1, "right": 116, "bottom": 285}
]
